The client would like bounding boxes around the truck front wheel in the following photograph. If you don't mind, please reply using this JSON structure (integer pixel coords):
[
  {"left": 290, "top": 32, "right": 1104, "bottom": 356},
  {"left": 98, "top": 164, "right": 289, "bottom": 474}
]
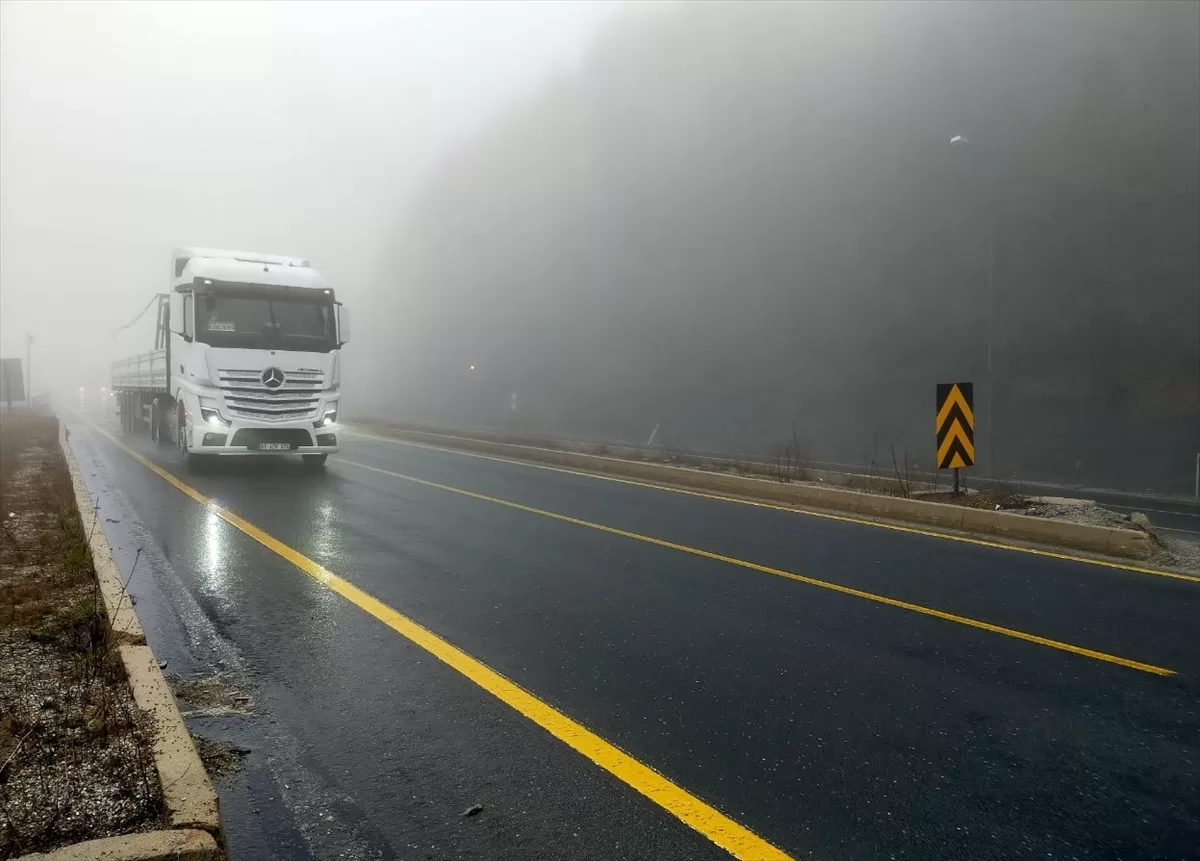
[{"left": 177, "top": 406, "right": 209, "bottom": 470}]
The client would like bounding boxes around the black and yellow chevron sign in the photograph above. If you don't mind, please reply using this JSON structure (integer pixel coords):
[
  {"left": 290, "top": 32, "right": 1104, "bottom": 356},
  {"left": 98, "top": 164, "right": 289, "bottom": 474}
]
[{"left": 936, "top": 382, "right": 975, "bottom": 469}]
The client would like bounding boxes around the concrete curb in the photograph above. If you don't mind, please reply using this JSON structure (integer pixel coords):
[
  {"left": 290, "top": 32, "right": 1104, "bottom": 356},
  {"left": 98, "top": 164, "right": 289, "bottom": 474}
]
[
  {"left": 60, "top": 431, "right": 145, "bottom": 646},
  {"left": 354, "top": 425, "right": 1154, "bottom": 561},
  {"left": 118, "top": 645, "right": 221, "bottom": 833},
  {"left": 21, "top": 426, "right": 226, "bottom": 861},
  {"left": 12, "top": 829, "right": 220, "bottom": 861}
]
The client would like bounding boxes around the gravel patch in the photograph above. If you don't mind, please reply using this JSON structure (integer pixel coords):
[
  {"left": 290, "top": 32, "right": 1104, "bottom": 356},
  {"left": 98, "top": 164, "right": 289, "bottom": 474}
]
[
  {"left": 1151, "top": 535, "right": 1200, "bottom": 574},
  {"left": 191, "top": 736, "right": 249, "bottom": 778},
  {"left": 0, "top": 415, "right": 163, "bottom": 859},
  {"left": 169, "top": 672, "right": 254, "bottom": 719}
]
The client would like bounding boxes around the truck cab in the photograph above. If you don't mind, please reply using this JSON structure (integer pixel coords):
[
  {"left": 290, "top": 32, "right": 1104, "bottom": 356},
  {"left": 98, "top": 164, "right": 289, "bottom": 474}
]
[{"left": 116, "top": 248, "right": 349, "bottom": 469}]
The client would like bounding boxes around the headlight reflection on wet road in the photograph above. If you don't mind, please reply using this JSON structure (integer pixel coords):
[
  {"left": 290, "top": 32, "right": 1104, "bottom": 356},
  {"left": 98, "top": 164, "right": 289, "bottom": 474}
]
[{"left": 202, "top": 509, "right": 226, "bottom": 594}]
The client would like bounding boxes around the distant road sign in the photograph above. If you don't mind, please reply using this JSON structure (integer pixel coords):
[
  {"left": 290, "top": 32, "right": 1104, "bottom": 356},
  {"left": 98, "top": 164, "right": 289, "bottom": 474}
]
[
  {"left": 0, "top": 358, "right": 25, "bottom": 404},
  {"left": 936, "top": 382, "right": 975, "bottom": 469}
]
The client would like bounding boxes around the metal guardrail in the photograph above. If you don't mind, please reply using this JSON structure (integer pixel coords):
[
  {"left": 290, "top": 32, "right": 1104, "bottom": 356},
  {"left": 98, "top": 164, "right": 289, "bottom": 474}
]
[{"left": 111, "top": 349, "right": 168, "bottom": 391}]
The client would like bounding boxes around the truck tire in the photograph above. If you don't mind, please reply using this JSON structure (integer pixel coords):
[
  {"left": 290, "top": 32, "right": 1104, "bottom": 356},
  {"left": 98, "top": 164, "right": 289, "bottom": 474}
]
[
  {"left": 303, "top": 454, "right": 328, "bottom": 470},
  {"left": 153, "top": 398, "right": 175, "bottom": 447},
  {"left": 177, "top": 405, "right": 209, "bottom": 471}
]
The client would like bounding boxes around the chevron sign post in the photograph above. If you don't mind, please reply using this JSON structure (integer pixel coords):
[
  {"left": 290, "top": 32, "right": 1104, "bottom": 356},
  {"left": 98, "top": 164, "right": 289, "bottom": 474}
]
[{"left": 936, "top": 382, "right": 975, "bottom": 494}]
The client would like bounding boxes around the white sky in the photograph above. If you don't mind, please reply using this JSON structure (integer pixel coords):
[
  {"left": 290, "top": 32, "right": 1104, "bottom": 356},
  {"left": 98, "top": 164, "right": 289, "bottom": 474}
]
[{"left": 0, "top": 0, "right": 633, "bottom": 394}]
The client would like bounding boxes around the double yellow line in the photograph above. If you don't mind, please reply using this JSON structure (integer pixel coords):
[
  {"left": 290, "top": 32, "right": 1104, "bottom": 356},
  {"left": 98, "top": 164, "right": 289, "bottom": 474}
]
[
  {"left": 79, "top": 420, "right": 1179, "bottom": 861},
  {"left": 79, "top": 422, "right": 793, "bottom": 861}
]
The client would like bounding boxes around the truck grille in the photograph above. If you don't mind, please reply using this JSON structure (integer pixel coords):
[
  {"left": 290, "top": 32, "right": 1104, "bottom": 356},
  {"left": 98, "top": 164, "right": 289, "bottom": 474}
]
[{"left": 218, "top": 368, "right": 324, "bottom": 422}]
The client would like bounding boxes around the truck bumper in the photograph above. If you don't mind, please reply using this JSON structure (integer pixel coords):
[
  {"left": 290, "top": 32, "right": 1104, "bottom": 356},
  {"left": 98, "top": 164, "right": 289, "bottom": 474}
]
[{"left": 184, "top": 420, "right": 341, "bottom": 455}]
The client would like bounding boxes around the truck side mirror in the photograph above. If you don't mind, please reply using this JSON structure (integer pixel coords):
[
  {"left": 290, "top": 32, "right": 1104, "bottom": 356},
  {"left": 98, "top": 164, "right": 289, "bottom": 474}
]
[
  {"left": 169, "top": 293, "right": 186, "bottom": 336},
  {"left": 337, "top": 305, "right": 351, "bottom": 345}
]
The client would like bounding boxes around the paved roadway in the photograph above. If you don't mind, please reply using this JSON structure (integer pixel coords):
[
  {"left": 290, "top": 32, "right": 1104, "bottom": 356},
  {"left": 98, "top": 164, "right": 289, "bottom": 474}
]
[{"left": 66, "top": 414, "right": 1200, "bottom": 861}]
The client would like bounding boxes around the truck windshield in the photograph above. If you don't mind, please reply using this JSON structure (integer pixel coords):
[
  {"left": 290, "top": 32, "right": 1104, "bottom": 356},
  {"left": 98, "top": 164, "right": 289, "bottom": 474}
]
[{"left": 194, "top": 288, "right": 337, "bottom": 352}]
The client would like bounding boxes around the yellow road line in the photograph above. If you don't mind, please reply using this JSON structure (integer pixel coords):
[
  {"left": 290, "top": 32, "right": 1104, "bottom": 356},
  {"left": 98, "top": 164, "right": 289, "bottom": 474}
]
[
  {"left": 338, "top": 456, "right": 1175, "bottom": 678},
  {"left": 79, "top": 423, "right": 792, "bottom": 861},
  {"left": 345, "top": 429, "right": 1200, "bottom": 585}
]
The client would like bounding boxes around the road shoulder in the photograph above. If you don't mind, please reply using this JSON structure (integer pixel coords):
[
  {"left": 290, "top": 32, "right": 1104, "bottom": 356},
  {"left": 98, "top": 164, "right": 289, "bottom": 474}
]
[{"left": 8, "top": 422, "right": 225, "bottom": 860}]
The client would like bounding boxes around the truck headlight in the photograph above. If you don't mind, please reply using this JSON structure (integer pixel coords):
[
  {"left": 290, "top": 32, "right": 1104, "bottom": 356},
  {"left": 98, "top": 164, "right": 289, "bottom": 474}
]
[
  {"left": 315, "top": 403, "right": 338, "bottom": 428},
  {"left": 198, "top": 397, "right": 229, "bottom": 427}
]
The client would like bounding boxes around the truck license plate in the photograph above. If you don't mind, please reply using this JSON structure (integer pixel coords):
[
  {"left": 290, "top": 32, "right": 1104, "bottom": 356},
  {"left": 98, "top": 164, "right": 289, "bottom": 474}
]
[{"left": 257, "top": 443, "right": 292, "bottom": 451}]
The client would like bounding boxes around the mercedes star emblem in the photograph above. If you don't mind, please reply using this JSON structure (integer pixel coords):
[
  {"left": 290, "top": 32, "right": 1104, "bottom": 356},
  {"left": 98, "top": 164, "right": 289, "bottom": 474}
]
[{"left": 261, "top": 367, "right": 285, "bottom": 389}]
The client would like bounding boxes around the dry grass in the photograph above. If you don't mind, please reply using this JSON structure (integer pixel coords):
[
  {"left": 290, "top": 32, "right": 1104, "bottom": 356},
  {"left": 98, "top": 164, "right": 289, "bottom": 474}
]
[{"left": 0, "top": 413, "right": 163, "bottom": 859}]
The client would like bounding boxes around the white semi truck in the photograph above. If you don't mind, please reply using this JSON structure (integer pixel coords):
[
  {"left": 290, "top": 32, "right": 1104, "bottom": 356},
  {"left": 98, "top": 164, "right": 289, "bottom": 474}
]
[{"left": 111, "top": 248, "right": 349, "bottom": 469}]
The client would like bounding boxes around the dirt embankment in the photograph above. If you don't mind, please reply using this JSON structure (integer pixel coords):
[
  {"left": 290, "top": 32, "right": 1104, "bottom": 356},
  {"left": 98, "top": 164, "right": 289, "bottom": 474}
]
[{"left": 0, "top": 413, "right": 164, "bottom": 859}]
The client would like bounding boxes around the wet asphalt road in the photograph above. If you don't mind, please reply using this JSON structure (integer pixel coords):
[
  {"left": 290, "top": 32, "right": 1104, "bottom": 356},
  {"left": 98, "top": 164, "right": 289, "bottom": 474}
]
[{"left": 67, "top": 415, "right": 1200, "bottom": 861}]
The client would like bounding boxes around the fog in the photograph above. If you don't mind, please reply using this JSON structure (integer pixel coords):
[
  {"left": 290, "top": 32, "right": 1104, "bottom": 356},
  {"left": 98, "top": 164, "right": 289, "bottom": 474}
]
[
  {"left": 0, "top": 0, "right": 633, "bottom": 392},
  {"left": 2, "top": 1, "right": 1197, "bottom": 493},
  {"left": 380, "top": 0, "right": 1199, "bottom": 493}
]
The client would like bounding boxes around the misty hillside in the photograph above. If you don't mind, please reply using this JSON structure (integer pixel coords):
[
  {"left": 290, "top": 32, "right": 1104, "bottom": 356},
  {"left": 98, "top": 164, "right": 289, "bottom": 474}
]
[{"left": 378, "top": 0, "right": 1199, "bottom": 493}]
